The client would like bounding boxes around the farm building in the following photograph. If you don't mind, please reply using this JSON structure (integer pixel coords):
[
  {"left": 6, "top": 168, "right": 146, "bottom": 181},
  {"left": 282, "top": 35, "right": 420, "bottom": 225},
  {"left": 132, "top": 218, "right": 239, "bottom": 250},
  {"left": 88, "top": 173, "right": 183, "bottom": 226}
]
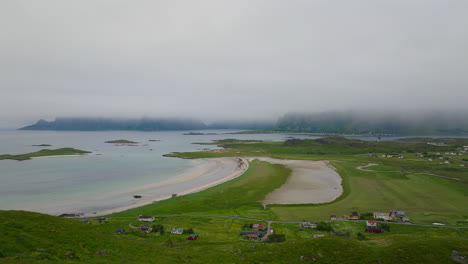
[
  {"left": 138, "top": 215, "right": 154, "bottom": 222},
  {"left": 366, "top": 220, "right": 377, "bottom": 227},
  {"left": 373, "top": 212, "right": 392, "bottom": 221},
  {"left": 330, "top": 215, "right": 337, "bottom": 221}
]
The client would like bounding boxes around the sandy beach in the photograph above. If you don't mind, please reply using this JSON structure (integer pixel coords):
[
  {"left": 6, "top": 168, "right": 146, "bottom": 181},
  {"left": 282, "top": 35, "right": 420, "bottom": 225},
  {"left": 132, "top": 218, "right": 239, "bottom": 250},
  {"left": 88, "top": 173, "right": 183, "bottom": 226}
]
[
  {"left": 249, "top": 157, "right": 343, "bottom": 205},
  {"left": 42, "top": 157, "right": 248, "bottom": 217}
]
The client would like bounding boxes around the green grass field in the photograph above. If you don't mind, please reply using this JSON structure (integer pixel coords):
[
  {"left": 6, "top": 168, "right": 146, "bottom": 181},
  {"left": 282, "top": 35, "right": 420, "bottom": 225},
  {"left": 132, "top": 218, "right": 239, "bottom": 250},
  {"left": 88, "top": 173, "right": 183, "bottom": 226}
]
[{"left": 0, "top": 148, "right": 91, "bottom": 161}]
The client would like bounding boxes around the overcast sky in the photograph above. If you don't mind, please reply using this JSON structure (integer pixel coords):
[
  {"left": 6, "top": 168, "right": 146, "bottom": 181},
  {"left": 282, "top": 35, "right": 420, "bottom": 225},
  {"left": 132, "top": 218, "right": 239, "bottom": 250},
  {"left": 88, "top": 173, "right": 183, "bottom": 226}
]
[{"left": 1, "top": 0, "right": 468, "bottom": 128}]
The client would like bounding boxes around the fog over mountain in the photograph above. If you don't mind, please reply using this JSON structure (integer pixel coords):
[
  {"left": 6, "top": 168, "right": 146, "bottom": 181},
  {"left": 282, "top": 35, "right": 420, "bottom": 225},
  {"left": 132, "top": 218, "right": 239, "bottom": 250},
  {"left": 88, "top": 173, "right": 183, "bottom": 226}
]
[{"left": 1, "top": 1, "right": 468, "bottom": 129}]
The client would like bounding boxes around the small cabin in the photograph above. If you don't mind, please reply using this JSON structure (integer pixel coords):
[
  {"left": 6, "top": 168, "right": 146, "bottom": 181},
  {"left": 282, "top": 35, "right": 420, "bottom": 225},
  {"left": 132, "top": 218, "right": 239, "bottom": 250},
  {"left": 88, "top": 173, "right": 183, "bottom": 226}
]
[
  {"left": 187, "top": 233, "right": 199, "bottom": 240},
  {"left": 252, "top": 224, "right": 266, "bottom": 231},
  {"left": 330, "top": 215, "right": 337, "bottom": 221},
  {"left": 366, "top": 220, "right": 377, "bottom": 227},
  {"left": 116, "top": 228, "right": 126, "bottom": 234},
  {"left": 171, "top": 227, "right": 184, "bottom": 234},
  {"left": 302, "top": 222, "right": 317, "bottom": 229}
]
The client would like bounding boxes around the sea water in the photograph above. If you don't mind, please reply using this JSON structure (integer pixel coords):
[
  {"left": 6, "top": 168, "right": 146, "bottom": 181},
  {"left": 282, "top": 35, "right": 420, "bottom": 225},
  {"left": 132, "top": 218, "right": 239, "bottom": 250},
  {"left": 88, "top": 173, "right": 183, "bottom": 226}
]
[{"left": 0, "top": 130, "right": 308, "bottom": 215}]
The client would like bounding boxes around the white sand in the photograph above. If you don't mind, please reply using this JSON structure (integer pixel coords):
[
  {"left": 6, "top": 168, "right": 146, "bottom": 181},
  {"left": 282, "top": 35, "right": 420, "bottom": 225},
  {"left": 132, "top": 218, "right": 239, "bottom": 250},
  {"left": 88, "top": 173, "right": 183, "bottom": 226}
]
[
  {"left": 249, "top": 157, "right": 343, "bottom": 205},
  {"left": 48, "top": 157, "right": 248, "bottom": 217}
]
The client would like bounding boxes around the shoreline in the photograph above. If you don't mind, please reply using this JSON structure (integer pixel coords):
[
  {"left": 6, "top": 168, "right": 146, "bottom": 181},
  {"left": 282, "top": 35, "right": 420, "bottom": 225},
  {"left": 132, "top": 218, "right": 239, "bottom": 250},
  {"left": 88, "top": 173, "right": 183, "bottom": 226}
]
[{"left": 83, "top": 157, "right": 249, "bottom": 217}]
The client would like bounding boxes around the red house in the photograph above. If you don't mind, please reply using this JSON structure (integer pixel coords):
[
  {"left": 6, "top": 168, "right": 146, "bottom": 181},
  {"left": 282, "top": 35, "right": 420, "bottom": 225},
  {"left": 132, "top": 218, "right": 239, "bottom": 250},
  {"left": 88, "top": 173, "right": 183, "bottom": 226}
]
[{"left": 187, "top": 233, "right": 199, "bottom": 240}]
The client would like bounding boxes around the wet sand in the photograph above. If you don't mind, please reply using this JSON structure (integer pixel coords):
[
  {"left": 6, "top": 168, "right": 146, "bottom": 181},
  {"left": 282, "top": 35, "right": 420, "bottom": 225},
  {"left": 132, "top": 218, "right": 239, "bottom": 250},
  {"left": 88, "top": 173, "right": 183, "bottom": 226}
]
[
  {"left": 249, "top": 157, "right": 343, "bottom": 205},
  {"left": 48, "top": 157, "right": 248, "bottom": 217}
]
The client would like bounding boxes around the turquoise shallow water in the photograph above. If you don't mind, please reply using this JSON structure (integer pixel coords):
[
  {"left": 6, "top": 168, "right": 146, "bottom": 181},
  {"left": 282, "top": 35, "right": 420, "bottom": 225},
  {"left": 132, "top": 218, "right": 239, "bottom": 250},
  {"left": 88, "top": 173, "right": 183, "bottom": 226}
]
[{"left": 0, "top": 130, "right": 304, "bottom": 215}]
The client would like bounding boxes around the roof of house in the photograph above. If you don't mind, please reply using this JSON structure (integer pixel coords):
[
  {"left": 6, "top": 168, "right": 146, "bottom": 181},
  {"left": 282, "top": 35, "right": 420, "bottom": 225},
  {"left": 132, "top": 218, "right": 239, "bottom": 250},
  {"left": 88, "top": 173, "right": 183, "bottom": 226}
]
[
  {"left": 252, "top": 224, "right": 265, "bottom": 228},
  {"left": 330, "top": 215, "right": 337, "bottom": 217},
  {"left": 367, "top": 220, "right": 377, "bottom": 224},
  {"left": 351, "top": 212, "right": 359, "bottom": 216},
  {"left": 171, "top": 227, "right": 184, "bottom": 233},
  {"left": 187, "top": 233, "right": 198, "bottom": 238},
  {"left": 139, "top": 215, "right": 153, "bottom": 219},
  {"left": 365, "top": 226, "right": 382, "bottom": 230}
]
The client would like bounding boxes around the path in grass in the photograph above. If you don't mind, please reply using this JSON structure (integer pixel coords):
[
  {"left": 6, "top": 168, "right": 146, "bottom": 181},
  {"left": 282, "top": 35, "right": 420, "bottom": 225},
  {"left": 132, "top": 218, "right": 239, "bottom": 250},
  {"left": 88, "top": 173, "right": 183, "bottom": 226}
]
[{"left": 356, "top": 163, "right": 463, "bottom": 182}]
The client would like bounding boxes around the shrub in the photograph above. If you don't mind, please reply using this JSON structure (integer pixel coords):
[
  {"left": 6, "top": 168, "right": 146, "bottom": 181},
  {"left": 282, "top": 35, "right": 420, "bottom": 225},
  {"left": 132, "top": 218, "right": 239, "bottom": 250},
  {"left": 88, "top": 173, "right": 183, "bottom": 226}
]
[
  {"left": 357, "top": 232, "right": 366, "bottom": 240},
  {"left": 316, "top": 222, "right": 333, "bottom": 232},
  {"left": 267, "top": 234, "right": 286, "bottom": 243}
]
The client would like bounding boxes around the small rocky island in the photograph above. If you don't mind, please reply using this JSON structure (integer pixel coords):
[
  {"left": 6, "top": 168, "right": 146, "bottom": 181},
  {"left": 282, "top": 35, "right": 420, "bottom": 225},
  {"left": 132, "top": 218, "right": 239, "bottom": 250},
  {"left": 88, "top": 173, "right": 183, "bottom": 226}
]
[
  {"left": 183, "top": 132, "right": 218, "bottom": 135},
  {"left": 32, "top": 144, "right": 52, "bottom": 147},
  {"left": 105, "top": 139, "right": 138, "bottom": 144},
  {"left": 0, "top": 148, "right": 91, "bottom": 161}
]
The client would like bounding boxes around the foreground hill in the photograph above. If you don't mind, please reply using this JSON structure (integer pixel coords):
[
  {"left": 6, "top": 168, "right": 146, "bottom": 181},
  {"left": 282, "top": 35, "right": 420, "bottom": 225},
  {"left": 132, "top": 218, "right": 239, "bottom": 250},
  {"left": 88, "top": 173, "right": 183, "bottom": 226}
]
[{"left": 20, "top": 117, "right": 208, "bottom": 131}]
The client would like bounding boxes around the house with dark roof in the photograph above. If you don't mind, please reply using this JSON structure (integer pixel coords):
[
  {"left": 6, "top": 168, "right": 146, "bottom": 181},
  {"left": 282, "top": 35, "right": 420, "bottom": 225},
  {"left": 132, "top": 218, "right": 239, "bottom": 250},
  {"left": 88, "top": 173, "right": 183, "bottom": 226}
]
[
  {"left": 116, "top": 228, "right": 127, "bottom": 234},
  {"left": 365, "top": 226, "right": 383, "bottom": 233},
  {"left": 301, "top": 222, "right": 317, "bottom": 229},
  {"left": 348, "top": 212, "right": 360, "bottom": 220},
  {"left": 240, "top": 231, "right": 264, "bottom": 240},
  {"left": 330, "top": 215, "right": 337, "bottom": 221},
  {"left": 140, "top": 225, "right": 152, "bottom": 232},
  {"left": 138, "top": 215, "right": 154, "bottom": 222}
]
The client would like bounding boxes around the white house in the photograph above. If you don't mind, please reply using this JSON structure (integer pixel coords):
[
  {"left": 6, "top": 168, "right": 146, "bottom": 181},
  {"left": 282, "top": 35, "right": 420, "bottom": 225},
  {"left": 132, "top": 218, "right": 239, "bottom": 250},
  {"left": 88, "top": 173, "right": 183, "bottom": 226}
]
[{"left": 138, "top": 215, "right": 155, "bottom": 222}]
